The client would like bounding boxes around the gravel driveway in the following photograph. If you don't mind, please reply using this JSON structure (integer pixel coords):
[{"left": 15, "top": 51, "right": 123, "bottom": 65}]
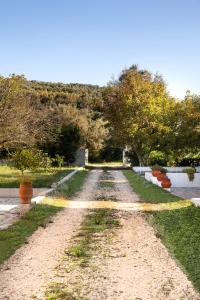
[{"left": 0, "top": 170, "right": 199, "bottom": 300}]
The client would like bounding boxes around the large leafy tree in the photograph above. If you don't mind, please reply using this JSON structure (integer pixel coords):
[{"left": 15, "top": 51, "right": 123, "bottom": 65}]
[
  {"left": 104, "top": 65, "right": 200, "bottom": 165},
  {"left": 104, "top": 65, "right": 172, "bottom": 164}
]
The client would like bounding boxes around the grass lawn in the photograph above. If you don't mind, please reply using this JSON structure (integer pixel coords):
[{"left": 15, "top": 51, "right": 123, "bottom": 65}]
[
  {"left": 87, "top": 161, "right": 123, "bottom": 167},
  {"left": 124, "top": 170, "right": 200, "bottom": 292},
  {"left": 123, "top": 170, "right": 181, "bottom": 203},
  {"left": 0, "top": 169, "right": 88, "bottom": 264},
  {"left": 0, "top": 166, "right": 75, "bottom": 188}
]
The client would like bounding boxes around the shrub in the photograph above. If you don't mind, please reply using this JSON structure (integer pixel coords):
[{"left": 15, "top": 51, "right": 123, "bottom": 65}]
[
  {"left": 148, "top": 151, "right": 167, "bottom": 166},
  {"left": 183, "top": 167, "right": 196, "bottom": 181},
  {"left": 10, "top": 148, "right": 52, "bottom": 176},
  {"left": 178, "top": 153, "right": 200, "bottom": 167},
  {"left": 52, "top": 154, "right": 64, "bottom": 168},
  {"left": 151, "top": 164, "right": 161, "bottom": 171}
]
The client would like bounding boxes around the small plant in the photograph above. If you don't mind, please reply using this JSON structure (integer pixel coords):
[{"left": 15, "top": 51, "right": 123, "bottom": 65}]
[
  {"left": 10, "top": 148, "right": 52, "bottom": 178},
  {"left": 10, "top": 148, "right": 52, "bottom": 204},
  {"left": 183, "top": 167, "right": 196, "bottom": 181},
  {"left": 68, "top": 244, "right": 87, "bottom": 258},
  {"left": 159, "top": 167, "right": 167, "bottom": 174},
  {"left": 52, "top": 154, "right": 64, "bottom": 168},
  {"left": 151, "top": 164, "right": 161, "bottom": 171}
]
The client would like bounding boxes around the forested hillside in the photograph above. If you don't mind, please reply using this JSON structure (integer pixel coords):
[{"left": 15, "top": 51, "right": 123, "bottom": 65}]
[
  {"left": 27, "top": 80, "right": 104, "bottom": 112},
  {"left": 0, "top": 76, "right": 109, "bottom": 162}
]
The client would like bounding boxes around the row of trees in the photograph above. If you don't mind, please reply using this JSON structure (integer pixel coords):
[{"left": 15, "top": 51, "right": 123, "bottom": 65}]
[{"left": 0, "top": 66, "right": 199, "bottom": 166}]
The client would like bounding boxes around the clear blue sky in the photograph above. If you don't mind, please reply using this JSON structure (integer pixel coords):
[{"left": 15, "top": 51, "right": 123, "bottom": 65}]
[{"left": 0, "top": 0, "right": 200, "bottom": 99}]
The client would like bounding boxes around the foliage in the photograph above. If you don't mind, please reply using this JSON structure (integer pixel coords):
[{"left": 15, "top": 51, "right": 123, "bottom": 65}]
[
  {"left": 151, "top": 164, "right": 161, "bottom": 171},
  {"left": 104, "top": 65, "right": 200, "bottom": 165},
  {"left": 151, "top": 165, "right": 167, "bottom": 174},
  {"left": 148, "top": 150, "right": 167, "bottom": 166},
  {"left": 177, "top": 152, "right": 200, "bottom": 167},
  {"left": 52, "top": 154, "right": 64, "bottom": 168},
  {"left": 159, "top": 166, "right": 167, "bottom": 174},
  {"left": 183, "top": 167, "right": 196, "bottom": 181},
  {"left": 125, "top": 150, "right": 140, "bottom": 166},
  {"left": 104, "top": 65, "right": 174, "bottom": 165},
  {"left": 10, "top": 148, "right": 52, "bottom": 176},
  {"left": 0, "top": 75, "right": 58, "bottom": 149}
]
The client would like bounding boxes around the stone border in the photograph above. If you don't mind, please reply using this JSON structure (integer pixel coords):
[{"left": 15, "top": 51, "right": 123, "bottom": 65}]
[{"left": 32, "top": 167, "right": 82, "bottom": 204}]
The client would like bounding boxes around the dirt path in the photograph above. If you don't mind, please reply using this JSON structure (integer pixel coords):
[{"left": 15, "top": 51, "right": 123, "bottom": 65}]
[
  {"left": 0, "top": 170, "right": 199, "bottom": 300},
  {"left": 0, "top": 170, "right": 101, "bottom": 300}
]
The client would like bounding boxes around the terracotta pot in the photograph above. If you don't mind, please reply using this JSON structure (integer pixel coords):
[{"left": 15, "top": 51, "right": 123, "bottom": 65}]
[
  {"left": 152, "top": 170, "right": 160, "bottom": 177},
  {"left": 161, "top": 179, "right": 171, "bottom": 188},
  {"left": 157, "top": 173, "right": 167, "bottom": 181},
  {"left": 19, "top": 183, "right": 33, "bottom": 204}
]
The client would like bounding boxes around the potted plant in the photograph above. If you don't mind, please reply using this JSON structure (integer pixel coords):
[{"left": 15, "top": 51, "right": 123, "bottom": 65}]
[
  {"left": 157, "top": 167, "right": 167, "bottom": 181},
  {"left": 11, "top": 148, "right": 51, "bottom": 204},
  {"left": 151, "top": 165, "right": 161, "bottom": 177},
  {"left": 183, "top": 167, "right": 196, "bottom": 182},
  {"left": 161, "top": 176, "right": 172, "bottom": 188},
  {"left": 19, "top": 176, "right": 33, "bottom": 204}
]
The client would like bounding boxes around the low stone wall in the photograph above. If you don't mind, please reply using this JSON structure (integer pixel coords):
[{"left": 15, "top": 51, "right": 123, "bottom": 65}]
[
  {"left": 166, "top": 173, "right": 200, "bottom": 188},
  {"left": 145, "top": 172, "right": 200, "bottom": 188},
  {"left": 134, "top": 166, "right": 200, "bottom": 173}
]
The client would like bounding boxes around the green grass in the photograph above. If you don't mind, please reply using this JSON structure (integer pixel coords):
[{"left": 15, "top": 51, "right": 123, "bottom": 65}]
[
  {"left": 151, "top": 207, "right": 200, "bottom": 291},
  {"left": 87, "top": 161, "right": 123, "bottom": 167},
  {"left": 67, "top": 209, "right": 120, "bottom": 263},
  {"left": 45, "top": 283, "right": 86, "bottom": 300},
  {"left": 123, "top": 170, "right": 181, "bottom": 203},
  {"left": 53, "top": 170, "right": 88, "bottom": 198},
  {"left": 124, "top": 170, "right": 200, "bottom": 293},
  {"left": 0, "top": 166, "right": 74, "bottom": 188},
  {"left": 0, "top": 169, "right": 88, "bottom": 264},
  {"left": 0, "top": 204, "right": 61, "bottom": 264}
]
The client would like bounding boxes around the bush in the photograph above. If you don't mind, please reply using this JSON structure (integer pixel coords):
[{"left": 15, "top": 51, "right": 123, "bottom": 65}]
[
  {"left": 148, "top": 151, "right": 167, "bottom": 166},
  {"left": 52, "top": 154, "right": 64, "bottom": 168},
  {"left": 178, "top": 153, "right": 200, "bottom": 167}
]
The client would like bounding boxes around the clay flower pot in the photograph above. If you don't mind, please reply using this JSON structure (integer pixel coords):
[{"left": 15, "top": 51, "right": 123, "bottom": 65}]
[
  {"left": 19, "top": 182, "right": 33, "bottom": 204},
  {"left": 152, "top": 170, "right": 161, "bottom": 177},
  {"left": 157, "top": 173, "right": 166, "bottom": 181},
  {"left": 161, "top": 178, "right": 171, "bottom": 188}
]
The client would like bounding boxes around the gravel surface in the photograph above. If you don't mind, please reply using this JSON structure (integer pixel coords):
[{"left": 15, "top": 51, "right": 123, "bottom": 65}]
[
  {"left": 0, "top": 170, "right": 199, "bottom": 300},
  {"left": 0, "top": 170, "right": 101, "bottom": 300}
]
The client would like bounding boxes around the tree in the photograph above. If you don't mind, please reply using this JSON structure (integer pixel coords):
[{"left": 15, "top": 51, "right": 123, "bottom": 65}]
[
  {"left": 0, "top": 75, "right": 58, "bottom": 149},
  {"left": 104, "top": 65, "right": 172, "bottom": 165}
]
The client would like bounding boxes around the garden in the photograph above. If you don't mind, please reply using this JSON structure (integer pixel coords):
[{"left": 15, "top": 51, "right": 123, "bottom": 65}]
[{"left": 0, "top": 65, "right": 200, "bottom": 299}]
